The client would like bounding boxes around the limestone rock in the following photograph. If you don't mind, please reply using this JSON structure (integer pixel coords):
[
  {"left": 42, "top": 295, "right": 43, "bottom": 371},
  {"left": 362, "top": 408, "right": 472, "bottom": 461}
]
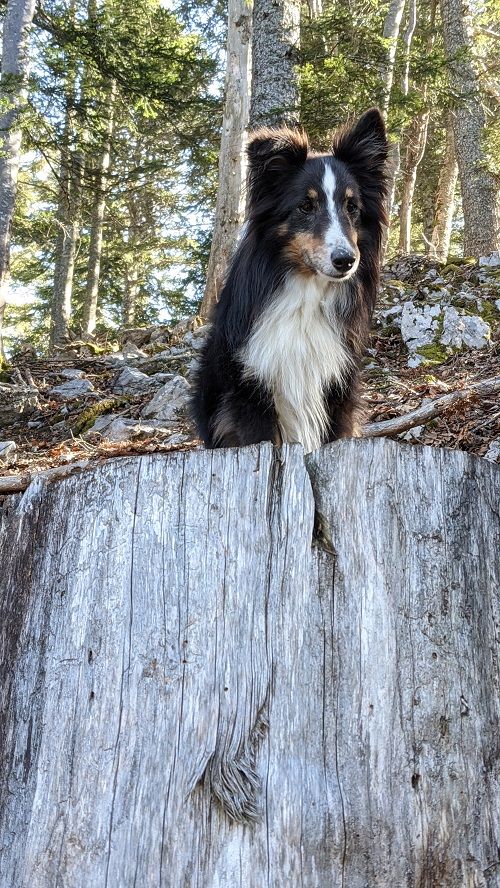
[
  {"left": 0, "top": 384, "right": 39, "bottom": 420},
  {"left": 141, "top": 375, "right": 191, "bottom": 421},
  {"left": 440, "top": 307, "right": 490, "bottom": 350},
  {"left": 49, "top": 379, "right": 95, "bottom": 400},
  {"left": 122, "top": 342, "right": 148, "bottom": 362},
  {"left": 479, "top": 251, "right": 500, "bottom": 268},
  {"left": 400, "top": 302, "right": 441, "bottom": 351},
  {"left": 112, "top": 367, "right": 172, "bottom": 395},
  {"left": 484, "top": 440, "right": 500, "bottom": 463},
  {"left": 85, "top": 414, "right": 187, "bottom": 443},
  {"left": 59, "top": 368, "right": 85, "bottom": 380},
  {"left": 0, "top": 441, "right": 16, "bottom": 465}
]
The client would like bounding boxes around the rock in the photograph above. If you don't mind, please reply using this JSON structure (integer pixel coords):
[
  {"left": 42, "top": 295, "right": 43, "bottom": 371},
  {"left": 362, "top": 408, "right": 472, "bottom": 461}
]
[
  {"left": 0, "top": 384, "right": 39, "bottom": 421},
  {"left": 60, "top": 368, "right": 85, "bottom": 380},
  {"left": 398, "top": 294, "right": 493, "bottom": 367},
  {"left": 103, "top": 352, "right": 126, "bottom": 367},
  {"left": 484, "top": 440, "right": 500, "bottom": 463},
  {"left": 49, "top": 378, "right": 95, "bottom": 400},
  {"left": 112, "top": 367, "right": 173, "bottom": 395},
  {"left": 119, "top": 326, "right": 171, "bottom": 347},
  {"left": 0, "top": 441, "right": 16, "bottom": 465},
  {"left": 119, "top": 328, "right": 153, "bottom": 347},
  {"left": 181, "top": 324, "right": 211, "bottom": 350},
  {"left": 478, "top": 252, "right": 500, "bottom": 268},
  {"left": 400, "top": 302, "right": 442, "bottom": 350},
  {"left": 122, "top": 342, "right": 148, "bottom": 362},
  {"left": 149, "top": 326, "right": 172, "bottom": 344},
  {"left": 378, "top": 305, "right": 403, "bottom": 325},
  {"left": 113, "top": 367, "right": 152, "bottom": 395},
  {"left": 85, "top": 414, "right": 186, "bottom": 443},
  {"left": 171, "top": 317, "right": 204, "bottom": 338},
  {"left": 401, "top": 425, "right": 424, "bottom": 442},
  {"left": 141, "top": 375, "right": 191, "bottom": 421},
  {"left": 440, "top": 307, "right": 491, "bottom": 350}
]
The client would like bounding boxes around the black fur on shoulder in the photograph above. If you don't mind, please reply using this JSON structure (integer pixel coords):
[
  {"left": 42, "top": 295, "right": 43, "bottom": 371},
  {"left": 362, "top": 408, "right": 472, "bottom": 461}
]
[{"left": 192, "top": 108, "right": 388, "bottom": 451}]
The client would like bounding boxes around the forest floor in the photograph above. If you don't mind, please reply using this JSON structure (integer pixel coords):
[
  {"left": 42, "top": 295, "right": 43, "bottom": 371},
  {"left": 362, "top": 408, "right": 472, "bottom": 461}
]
[{"left": 1, "top": 254, "right": 499, "bottom": 491}]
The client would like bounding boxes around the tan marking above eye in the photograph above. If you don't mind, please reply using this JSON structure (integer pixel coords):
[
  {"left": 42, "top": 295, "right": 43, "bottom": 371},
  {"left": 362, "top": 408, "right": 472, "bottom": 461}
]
[
  {"left": 307, "top": 188, "right": 319, "bottom": 200},
  {"left": 345, "top": 188, "right": 354, "bottom": 199}
]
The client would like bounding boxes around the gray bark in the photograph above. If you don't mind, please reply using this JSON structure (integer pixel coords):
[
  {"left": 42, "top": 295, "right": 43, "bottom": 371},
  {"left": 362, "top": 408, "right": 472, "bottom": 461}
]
[
  {"left": 50, "top": 139, "right": 84, "bottom": 349},
  {"left": 440, "top": 0, "right": 499, "bottom": 255},
  {"left": 398, "top": 111, "right": 431, "bottom": 253},
  {"left": 430, "top": 113, "right": 459, "bottom": 261},
  {"left": 0, "top": 0, "right": 36, "bottom": 359},
  {"left": 200, "top": 0, "right": 251, "bottom": 318},
  {"left": 249, "top": 0, "right": 301, "bottom": 127},
  {"left": 380, "top": 0, "right": 407, "bottom": 257},
  {"left": 122, "top": 264, "right": 139, "bottom": 327},
  {"left": 0, "top": 438, "right": 498, "bottom": 887},
  {"left": 381, "top": 0, "right": 407, "bottom": 115},
  {"left": 49, "top": 0, "right": 84, "bottom": 351},
  {"left": 82, "top": 80, "right": 117, "bottom": 335}
]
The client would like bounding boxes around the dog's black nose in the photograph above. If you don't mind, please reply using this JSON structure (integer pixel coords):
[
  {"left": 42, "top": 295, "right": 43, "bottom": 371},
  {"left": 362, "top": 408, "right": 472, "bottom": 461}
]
[{"left": 331, "top": 251, "right": 356, "bottom": 274}]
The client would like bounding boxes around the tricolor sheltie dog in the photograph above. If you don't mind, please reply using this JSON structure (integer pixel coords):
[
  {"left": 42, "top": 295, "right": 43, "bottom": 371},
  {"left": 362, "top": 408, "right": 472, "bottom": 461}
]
[{"left": 192, "top": 108, "right": 388, "bottom": 453}]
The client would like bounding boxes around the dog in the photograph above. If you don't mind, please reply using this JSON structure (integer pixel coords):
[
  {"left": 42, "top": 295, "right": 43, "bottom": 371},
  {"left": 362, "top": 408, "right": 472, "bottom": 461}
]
[{"left": 192, "top": 108, "right": 388, "bottom": 453}]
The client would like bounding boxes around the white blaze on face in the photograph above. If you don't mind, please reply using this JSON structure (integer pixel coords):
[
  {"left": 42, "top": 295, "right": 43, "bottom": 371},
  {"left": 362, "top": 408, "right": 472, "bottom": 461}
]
[{"left": 322, "top": 163, "right": 353, "bottom": 257}]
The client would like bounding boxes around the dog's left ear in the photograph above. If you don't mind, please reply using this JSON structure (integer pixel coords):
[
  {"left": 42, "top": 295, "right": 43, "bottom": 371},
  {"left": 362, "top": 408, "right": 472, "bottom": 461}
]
[{"left": 332, "top": 108, "right": 388, "bottom": 179}]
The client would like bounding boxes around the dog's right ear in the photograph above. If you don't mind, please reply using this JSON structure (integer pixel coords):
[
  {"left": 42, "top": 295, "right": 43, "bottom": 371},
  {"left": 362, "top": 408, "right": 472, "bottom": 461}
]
[{"left": 247, "top": 127, "right": 308, "bottom": 206}]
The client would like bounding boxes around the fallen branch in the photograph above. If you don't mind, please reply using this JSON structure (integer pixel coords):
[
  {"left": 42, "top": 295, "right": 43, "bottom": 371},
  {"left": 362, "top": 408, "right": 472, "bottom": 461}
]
[
  {"left": 363, "top": 376, "right": 500, "bottom": 438},
  {"left": 0, "top": 460, "right": 90, "bottom": 496}
]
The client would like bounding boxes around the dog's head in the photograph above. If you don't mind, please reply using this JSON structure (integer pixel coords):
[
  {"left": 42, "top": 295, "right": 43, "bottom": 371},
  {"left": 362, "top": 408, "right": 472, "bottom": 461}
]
[{"left": 247, "top": 109, "right": 388, "bottom": 281}]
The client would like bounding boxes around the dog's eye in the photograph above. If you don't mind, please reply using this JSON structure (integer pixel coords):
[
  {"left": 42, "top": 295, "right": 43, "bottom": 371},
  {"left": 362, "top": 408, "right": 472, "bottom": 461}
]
[
  {"left": 297, "top": 199, "right": 315, "bottom": 215},
  {"left": 346, "top": 199, "right": 359, "bottom": 216}
]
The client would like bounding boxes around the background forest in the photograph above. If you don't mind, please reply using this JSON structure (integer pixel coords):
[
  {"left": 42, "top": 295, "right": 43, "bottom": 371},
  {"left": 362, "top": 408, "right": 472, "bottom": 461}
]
[{"left": 0, "top": 0, "right": 499, "bottom": 356}]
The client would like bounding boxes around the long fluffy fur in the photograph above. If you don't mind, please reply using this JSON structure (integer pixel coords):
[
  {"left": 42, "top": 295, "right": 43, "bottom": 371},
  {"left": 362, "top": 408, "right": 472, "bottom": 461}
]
[{"left": 192, "top": 108, "right": 388, "bottom": 452}]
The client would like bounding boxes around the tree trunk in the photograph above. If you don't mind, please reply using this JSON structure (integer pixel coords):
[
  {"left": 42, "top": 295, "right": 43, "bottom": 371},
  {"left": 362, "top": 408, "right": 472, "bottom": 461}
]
[
  {"left": 0, "top": 0, "right": 36, "bottom": 360},
  {"left": 430, "top": 113, "right": 459, "bottom": 261},
  {"left": 49, "top": 0, "right": 85, "bottom": 352},
  {"left": 50, "top": 140, "right": 84, "bottom": 349},
  {"left": 199, "top": 0, "right": 251, "bottom": 319},
  {"left": 398, "top": 110, "right": 430, "bottom": 253},
  {"left": 380, "top": 0, "right": 408, "bottom": 258},
  {"left": 249, "top": 0, "right": 301, "bottom": 127},
  {"left": 440, "top": 0, "right": 499, "bottom": 255},
  {"left": 380, "top": 0, "right": 406, "bottom": 115},
  {"left": 122, "top": 264, "right": 139, "bottom": 327},
  {"left": 0, "top": 439, "right": 498, "bottom": 887},
  {"left": 82, "top": 81, "right": 117, "bottom": 336}
]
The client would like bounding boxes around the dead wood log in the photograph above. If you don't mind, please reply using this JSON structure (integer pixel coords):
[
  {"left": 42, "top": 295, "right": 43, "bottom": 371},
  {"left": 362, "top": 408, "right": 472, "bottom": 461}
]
[
  {"left": 0, "top": 440, "right": 498, "bottom": 887},
  {"left": 363, "top": 375, "right": 500, "bottom": 437}
]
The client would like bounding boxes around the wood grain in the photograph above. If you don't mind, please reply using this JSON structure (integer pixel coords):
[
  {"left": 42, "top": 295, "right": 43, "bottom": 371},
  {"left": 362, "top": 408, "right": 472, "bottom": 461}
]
[{"left": 0, "top": 440, "right": 498, "bottom": 887}]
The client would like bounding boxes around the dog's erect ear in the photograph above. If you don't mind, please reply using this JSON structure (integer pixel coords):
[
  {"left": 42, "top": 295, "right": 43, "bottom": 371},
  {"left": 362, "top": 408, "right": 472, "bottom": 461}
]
[
  {"left": 332, "top": 108, "right": 388, "bottom": 179},
  {"left": 247, "top": 127, "right": 309, "bottom": 206}
]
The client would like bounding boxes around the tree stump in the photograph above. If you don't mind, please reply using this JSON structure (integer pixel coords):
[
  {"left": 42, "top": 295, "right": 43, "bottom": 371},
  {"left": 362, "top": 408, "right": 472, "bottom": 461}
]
[{"left": 0, "top": 439, "right": 498, "bottom": 887}]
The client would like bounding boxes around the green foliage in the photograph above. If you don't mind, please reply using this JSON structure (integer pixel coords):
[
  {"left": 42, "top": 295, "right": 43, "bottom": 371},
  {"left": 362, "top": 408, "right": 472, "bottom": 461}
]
[{"left": 4, "top": 0, "right": 223, "bottom": 353}]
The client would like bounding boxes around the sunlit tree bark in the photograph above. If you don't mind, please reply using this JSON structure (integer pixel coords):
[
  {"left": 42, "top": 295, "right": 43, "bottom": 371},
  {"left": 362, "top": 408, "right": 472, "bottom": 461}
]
[
  {"left": 0, "top": 0, "right": 36, "bottom": 360},
  {"left": 440, "top": 0, "right": 499, "bottom": 255},
  {"left": 200, "top": 0, "right": 251, "bottom": 318}
]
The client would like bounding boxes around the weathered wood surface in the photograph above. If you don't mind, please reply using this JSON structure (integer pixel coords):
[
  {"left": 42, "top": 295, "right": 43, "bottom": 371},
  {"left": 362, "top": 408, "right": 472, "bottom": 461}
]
[{"left": 0, "top": 439, "right": 498, "bottom": 887}]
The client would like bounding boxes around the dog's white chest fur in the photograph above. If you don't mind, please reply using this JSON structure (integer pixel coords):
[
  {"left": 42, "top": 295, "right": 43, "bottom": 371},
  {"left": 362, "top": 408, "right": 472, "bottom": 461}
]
[{"left": 240, "top": 275, "right": 352, "bottom": 453}]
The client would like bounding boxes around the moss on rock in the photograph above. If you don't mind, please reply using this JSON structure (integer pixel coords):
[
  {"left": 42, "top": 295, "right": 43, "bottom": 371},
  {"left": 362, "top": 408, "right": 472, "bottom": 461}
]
[
  {"left": 72, "top": 397, "right": 129, "bottom": 435},
  {"left": 415, "top": 343, "right": 450, "bottom": 364}
]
